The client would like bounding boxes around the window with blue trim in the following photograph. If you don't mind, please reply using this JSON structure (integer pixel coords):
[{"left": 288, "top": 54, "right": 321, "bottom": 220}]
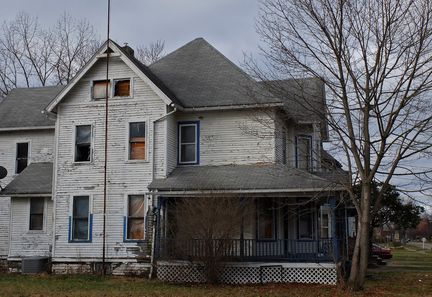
[
  {"left": 178, "top": 122, "right": 199, "bottom": 165},
  {"left": 71, "top": 196, "right": 90, "bottom": 241},
  {"left": 126, "top": 195, "right": 145, "bottom": 241}
]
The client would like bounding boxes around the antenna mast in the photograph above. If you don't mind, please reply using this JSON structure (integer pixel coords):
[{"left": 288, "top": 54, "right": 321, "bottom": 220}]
[{"left": 102, "top": 0, "right": 111, "bottom": 276}]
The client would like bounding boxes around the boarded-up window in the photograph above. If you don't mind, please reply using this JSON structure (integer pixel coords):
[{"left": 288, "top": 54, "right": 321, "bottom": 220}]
[
  {"left": 296, "top": 136, "right": 312, "bottom": 171},
  {"left": 114, "top": 79, "right": 131, "bottom": 97},
  {"left": 16, "top": 142, "right": 29, "bottom": 173},
  {"left": 29, "top": 197, "right": 44, "bottom": 230},
  {"left": 72, "top": 196, "right": 89, "bottom": 241},
  {"left": 92, "top": 80, "right": 111, "bottom": 99},
  {"left": 75, "top": 125, "right": 92, "bottom": 162},
  {"left": 179, "top": 123, "right": 198, "bottom": 164},
  {"left": 127, "top": 195, "right": 145, "bottom": 240},
  {"left": 129, "top": 122, "right": 145, "bottom": 160},
  {"left": 257, "top": 199, "right": 275, "bottom": 240}
]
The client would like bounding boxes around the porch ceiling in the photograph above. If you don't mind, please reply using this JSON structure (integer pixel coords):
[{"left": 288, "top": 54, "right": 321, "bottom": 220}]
[{"left": 149, "top": 164, "right": 345, "bottom": 194}]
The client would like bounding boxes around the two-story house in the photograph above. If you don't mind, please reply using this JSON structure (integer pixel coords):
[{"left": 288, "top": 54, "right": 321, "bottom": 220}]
[{"left": 0, "top": 38, "right": 347, "bottom": 284}]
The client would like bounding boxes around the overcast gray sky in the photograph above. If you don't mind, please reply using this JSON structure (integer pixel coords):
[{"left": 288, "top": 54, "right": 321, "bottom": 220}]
[{"left": 0, "top": 0, "right": 261, "bottom": 64}]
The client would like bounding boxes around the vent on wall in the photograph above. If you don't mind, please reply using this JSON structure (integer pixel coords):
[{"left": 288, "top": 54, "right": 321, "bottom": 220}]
[{"left": 21, "top": 257, "right": 50, "bottom": 274}]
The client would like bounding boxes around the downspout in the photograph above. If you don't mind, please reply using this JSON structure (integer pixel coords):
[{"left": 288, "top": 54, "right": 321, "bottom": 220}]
[{"left": 149, "top": 106, "right": 177, "bottom": 279}]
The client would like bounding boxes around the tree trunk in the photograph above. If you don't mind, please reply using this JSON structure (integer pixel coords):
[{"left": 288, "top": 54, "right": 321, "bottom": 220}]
[{"left": 348, "top": 182, "right": 371, "bottom": 291}]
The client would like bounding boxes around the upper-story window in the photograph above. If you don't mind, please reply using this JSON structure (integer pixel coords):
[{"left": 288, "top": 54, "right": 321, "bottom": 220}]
[
  {"left": 92, "top": 80, "right": 111, "bottom": 99},
  {"left": 114, "top": 79, "right": 131, "bottom": 97},
  {"left": 75, "top": 125, "right": 92, "bottom": 162},
  {"left": 178, "top": 122, "right": 199, "bottom": 165},
  {"left": 295, "top": 135, "right": 312, "bottom": 171},
  {"left": 29, "top": 197, "right": 44, "bottom": 231},
  {"left": 16, "top": 142, "right": 29, "bottom": 174},
  {"left": 129, "top": 122, "right": 146, "bottom": 160}
]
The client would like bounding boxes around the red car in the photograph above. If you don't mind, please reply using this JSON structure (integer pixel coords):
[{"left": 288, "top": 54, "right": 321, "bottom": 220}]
[{"left": 372, "top": 244, "right": 393, "bottom": 259}]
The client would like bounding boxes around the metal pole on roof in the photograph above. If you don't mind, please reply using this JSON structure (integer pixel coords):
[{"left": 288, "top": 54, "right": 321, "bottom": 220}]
[{"left": 102, "top": 0, "right": 110, "bottom": 276}]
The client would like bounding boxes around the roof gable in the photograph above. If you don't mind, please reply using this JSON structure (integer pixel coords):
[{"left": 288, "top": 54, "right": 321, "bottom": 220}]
[{"left": 46, "top": 39, "right": 178, "bottom": 112}]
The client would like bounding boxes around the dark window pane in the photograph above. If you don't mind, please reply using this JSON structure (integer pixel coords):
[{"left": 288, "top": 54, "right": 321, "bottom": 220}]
[
  {"left": 298, "top": 209, "right": 313, "bottom": 239},
  {"left": 16, "top": 143, "right": 29, "bottom": 173},
  {"left": 17, "top": 143, "right": 28, "bottom": 158},
  {"left": 297, "top": 137, "right": 311, "bottom": 170},
  {"left": 127, "top": 218, "right": 144, "bottom": 240},
  {"left": 93, "top": 80, "right": 110, "bottom": 99},
  {"left": 73, "top": 196, "right": 89, "bottom": 218},
  {"left": 180, "top": 144, "right": 195, "bottom": 163},
  {"left": 180, "top": 125, "right": 196, "bottom": 143},
  {"left": 75, "top": 144, "right": 90, "bottom": 162},
  {"left": 16, "top": 159, "right": 28, "bottom": 174},
  {"left": 76, "top": 125, "right": 91, "bottom": 144},
  {"left": 114, "top": 80, "right": 130, "bottom": 97},
  {"left": 30, "top": 215, "right": 43, "bottom": 230},
  {"left": 129, "top": 122, "right": 145, "bottom": 138},
  {"left": 258, "top": 199, "right": 275, "bottom": 240},
  {"left": 30, "top": 198, "right": 44, "bottom": 214},
  {"left": 73, "top": 218, "right": 89, "bottom": 240}
]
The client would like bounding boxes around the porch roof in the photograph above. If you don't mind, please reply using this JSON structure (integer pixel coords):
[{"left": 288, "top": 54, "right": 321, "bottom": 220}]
[
  {"left": 0, "top": 162, "right": 53, "bottom": 196},
  {"left": 149, "top": 164, "right": 345, "bottom": 194}
]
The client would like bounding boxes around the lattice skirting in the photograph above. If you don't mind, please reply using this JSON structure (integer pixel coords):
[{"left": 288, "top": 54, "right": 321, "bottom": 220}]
[{"left": 157, "top": 262, "right": 337, "bottom": 285}]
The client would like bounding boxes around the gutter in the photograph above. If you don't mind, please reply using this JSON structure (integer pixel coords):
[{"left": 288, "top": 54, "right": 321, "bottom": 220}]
[
  {"left": 179, "top": 102, "right": 283, "bottom": 112},
  {"left": 0, "top": 193, "right": 52, "bottom": 197},
  {"left": 0, "top": 126, "right": 55, "bottom": 132}
]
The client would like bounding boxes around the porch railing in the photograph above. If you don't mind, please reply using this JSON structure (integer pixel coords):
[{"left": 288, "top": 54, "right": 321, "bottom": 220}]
[{"left": 157, "top": 238, "right": 336, "bottom": 262}]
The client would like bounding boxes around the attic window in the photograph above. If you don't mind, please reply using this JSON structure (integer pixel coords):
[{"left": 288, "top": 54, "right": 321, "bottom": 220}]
[
  {"left": 92, "top": 80, "right": 110, "bottom": 99},
  {"left": 114, "top": 79, "right": 131, "bottom": 97}
]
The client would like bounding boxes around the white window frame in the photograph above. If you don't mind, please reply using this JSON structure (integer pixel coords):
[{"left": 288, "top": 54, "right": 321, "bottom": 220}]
[
  {"left": 125, "top": 117, "right": 149, "bottom": 162},
  {"left": 15, "top": 140, "right": 31, "bottom": 174},
  {"left": 73, "top": 124, "right": 94, "bottom": 164},
  {"left": 69, "top": 194, "right": 93, "bottom": 242},
  {"left": 178, "top": 122, "right": 199, "bottom": 165},
  {"left": 124, "top": 193, "right": 146, "bottom": 241},
  {"left": 27, "top": 197, "right": 46, "bottom": 233},
  {"left": 113, "top": 78, "right": 133, "bottom": 99}
]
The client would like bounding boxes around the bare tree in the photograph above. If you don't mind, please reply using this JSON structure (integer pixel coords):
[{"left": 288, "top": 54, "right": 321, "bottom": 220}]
[
  {"left": 162, "top": 196, "right": 252, "bottom": 283},
  {"left": 247, "top": 0, "right": 432, "bottom": 291},
  {"left": 0, "top": 12, "right": 101, "bottom": 96},
  {"left": 136, "top": 40, "right": 165, "bottom": 65}
]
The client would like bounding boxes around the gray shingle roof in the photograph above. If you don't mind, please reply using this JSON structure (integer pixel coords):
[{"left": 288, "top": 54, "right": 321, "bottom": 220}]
[
  {"left": 149, "top": 38, "right": 280, "bottom": 108},
  {"left": 0, "top": 162, "right": 53, "bottom": 196},
  {"left": 0, "top": 86, "right": 62, "bottom": 129},
  {"left": 149, "top": 164, "right": 341, "bottom": 192}
]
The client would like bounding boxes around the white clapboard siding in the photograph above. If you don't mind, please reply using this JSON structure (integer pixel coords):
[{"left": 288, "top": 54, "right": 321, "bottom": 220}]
[
  {"left": 53, "top": 56, "right": 166, "bottom": 261},
  {"left": 0, "top": 130, "right": 54, "bottom": 258},
  {"left": 8, "top": 197, "right": 53, "bottom": 258},
  {"left": 174, "top": 110, "right": 276, "bottom": 165}
]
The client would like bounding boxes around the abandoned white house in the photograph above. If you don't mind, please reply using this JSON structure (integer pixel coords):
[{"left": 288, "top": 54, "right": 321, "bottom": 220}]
[{"left": 0, "top": 38, "right": 349, "bottom": 284}]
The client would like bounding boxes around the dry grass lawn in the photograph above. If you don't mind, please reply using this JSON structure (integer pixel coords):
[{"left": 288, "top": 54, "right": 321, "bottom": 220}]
[{"left": 0, "top": 248, "right": 431, "bottom": 297}]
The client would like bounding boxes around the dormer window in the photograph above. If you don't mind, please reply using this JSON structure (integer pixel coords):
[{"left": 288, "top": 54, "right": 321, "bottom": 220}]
[
  {"left": 114, "top": 79, "right": 131, "bottom": 97},
  {"left": 92, "top": 80, "right": 110, "bottom": 99},
  {"left": 295, "top": 135, "right": 312, "bottom": 171}
]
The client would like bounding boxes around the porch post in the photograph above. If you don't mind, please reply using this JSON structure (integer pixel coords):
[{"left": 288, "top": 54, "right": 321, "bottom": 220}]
[{"left": 330, "top": 196, "right": 339, "bottom": 261}]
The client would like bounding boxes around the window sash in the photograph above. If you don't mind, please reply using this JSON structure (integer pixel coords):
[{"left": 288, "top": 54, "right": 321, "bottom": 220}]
[
  {"left": 129, "top": 122, "right": 146, "bottom": 160},
  {"left": 72, "top": 196, "right": 90, "bottom": 241},
  {"left": 114, "top": 79, "right": 131, "bottom": 97},
  {"left": 257, "top": 199, "right": 276, "bottom": 240},
  {"left": 92, "top": 80, "right": 111, "bottom": 99},
  {"left": 16, "top": 143, "right": 29, "bottom": 173},
  {"left": 75, "top": 125, "right": 92, "bottom": 162},
  {"left": 298, "top": 208, "right": 314, "bottom": 240},
  {"left": 296, "top": 136, "right": 312, "bottom": 170},
  {"left": 126, "top": 195, "right": 145, "bottom": 240},
  {"left": 29, "top": 198, "right": 44, "bottom": 231},
  {"left": 179, "top": 124, "right": 198, "bottom": 164}
]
